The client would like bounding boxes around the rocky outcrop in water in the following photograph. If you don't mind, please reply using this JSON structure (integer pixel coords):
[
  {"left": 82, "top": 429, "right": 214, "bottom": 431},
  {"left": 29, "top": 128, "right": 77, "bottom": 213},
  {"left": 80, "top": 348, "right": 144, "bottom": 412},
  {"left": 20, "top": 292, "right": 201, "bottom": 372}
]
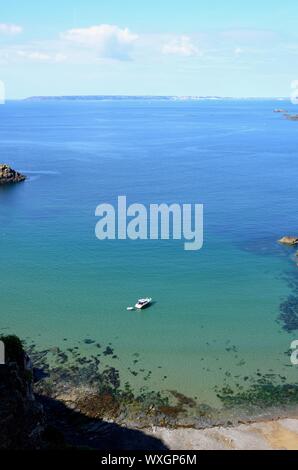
[
  {"left": 0, "top": 164, "right": 26, "bottom": 185},
  {"left": 284, "top": 114, "right": 298, "bottom": 121},
  {"left": 278, "top": 236, "right": 298, "bottom": 246}
]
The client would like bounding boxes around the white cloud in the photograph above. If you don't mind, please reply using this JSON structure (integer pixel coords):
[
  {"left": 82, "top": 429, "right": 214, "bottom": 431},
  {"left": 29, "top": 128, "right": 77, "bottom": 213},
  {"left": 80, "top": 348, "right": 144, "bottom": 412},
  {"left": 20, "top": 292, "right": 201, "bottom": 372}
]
[
  {"left": 162, "top": 36, "right": 200, "bottom": 57},
  {"left": 16, "top": 50, "right": 67, "bottom": 63},
  {"left": 62, "top": 24, "right": 138, "bottom": 60},
  {"left": 0, "top": 23, "right": 22, "bottom": 35}
]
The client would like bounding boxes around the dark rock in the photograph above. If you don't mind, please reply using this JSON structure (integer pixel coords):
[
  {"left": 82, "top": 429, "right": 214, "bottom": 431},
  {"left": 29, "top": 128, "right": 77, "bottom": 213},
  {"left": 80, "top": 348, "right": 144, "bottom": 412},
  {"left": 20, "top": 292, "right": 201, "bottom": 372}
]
[
  {"left": 284, "top": 114, "right": 298, "bottom": 121},
  {"left": 0, "top": 164, "right": 26, "bottom": 185},
  {"left": 84, "top": 339, "right": 95, "bottom": 345},
  {"left": 103, "top": 346, "right": 114, "bottom": 356},
  {"left": 0, "top": 336, "right": 45, "bottom": 449}
]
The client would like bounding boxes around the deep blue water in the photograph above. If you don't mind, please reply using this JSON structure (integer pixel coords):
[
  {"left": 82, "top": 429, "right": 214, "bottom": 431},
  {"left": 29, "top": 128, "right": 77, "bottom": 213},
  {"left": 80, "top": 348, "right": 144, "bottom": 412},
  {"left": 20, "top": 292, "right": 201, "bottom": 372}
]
[{"left": 0, "top": 99, "right": 297, "bottom": 406}]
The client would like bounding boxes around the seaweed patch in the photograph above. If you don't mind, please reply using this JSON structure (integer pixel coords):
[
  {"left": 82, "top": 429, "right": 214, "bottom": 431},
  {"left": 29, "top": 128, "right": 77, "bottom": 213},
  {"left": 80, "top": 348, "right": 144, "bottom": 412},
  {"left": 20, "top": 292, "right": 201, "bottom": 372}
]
[{"left": 279, "top": 296, "right": 298, "bottom": 332}]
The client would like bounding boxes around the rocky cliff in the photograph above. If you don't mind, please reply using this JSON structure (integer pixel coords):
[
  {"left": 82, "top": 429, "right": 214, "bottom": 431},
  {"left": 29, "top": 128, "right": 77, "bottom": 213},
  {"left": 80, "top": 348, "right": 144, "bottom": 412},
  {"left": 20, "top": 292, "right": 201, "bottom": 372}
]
[
  {"left": 0, "top": 336, "right": 45, "bottom": 449},
  {"left": 0, "top": 336, "right": 168, "bottom": 450},
  {"left": 0, "top": 164, "right": 26, "bottom": 185}
]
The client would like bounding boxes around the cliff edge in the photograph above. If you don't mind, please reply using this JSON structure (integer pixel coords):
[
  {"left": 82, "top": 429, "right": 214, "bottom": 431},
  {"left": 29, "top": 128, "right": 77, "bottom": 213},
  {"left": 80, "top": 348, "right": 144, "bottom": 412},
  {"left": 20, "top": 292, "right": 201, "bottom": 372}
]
[{"left": 0, "top": 336, "right": 45, "bottom": 449}]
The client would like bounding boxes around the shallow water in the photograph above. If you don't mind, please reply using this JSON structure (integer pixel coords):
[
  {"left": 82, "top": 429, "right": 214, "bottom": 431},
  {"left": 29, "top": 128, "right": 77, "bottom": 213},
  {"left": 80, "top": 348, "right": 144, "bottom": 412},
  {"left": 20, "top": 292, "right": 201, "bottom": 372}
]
[{"left": 0, "top": 99, "right": 298, "bottom": 409}]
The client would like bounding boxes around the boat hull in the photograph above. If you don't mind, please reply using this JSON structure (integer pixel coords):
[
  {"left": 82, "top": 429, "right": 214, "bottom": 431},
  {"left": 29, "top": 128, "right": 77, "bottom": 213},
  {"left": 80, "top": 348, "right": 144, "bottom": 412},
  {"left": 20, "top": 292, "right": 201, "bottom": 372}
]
[{"left": 135, "top": 298, "right": 152, "bottom": 309}]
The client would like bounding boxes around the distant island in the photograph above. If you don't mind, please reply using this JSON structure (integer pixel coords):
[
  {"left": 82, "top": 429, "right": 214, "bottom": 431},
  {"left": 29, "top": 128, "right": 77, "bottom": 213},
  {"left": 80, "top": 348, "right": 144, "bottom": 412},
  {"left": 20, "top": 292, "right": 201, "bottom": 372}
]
[
  {"left": 24, "top": 95, "right": 228, "bottom": 101},
  {"left": 284, "top": 114, "right": 298, "bottom": 121},
  {"left": 23, "top": 95, "right": 286, "bottom": 102}
]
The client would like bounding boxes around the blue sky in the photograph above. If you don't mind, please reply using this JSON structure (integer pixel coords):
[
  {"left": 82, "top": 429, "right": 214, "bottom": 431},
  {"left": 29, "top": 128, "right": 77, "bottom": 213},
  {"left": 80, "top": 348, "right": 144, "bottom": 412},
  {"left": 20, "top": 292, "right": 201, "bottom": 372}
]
[{"left": 0, "top": 0, "right": 298, "bottom": 98}]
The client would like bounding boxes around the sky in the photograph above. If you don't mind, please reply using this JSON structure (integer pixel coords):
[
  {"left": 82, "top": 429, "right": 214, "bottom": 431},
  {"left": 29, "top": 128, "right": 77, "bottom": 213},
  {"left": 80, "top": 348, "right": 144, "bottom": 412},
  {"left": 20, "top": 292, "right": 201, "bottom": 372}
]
[{"left": 0, "top": 0, "right": 298, "bottom": 98}]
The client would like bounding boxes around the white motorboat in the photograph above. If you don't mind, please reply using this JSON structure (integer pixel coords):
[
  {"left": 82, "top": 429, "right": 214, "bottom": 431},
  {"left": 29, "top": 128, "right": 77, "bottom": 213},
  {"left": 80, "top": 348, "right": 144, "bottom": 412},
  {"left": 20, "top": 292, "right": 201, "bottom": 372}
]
[{"left": 135, "top": 298, "right": 152, "bottom": 310}]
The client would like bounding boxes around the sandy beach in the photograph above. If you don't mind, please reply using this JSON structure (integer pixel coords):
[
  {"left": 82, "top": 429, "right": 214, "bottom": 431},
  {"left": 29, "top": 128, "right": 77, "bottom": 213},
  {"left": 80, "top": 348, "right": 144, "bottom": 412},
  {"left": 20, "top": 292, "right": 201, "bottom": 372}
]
[{"left": 144, "top": 417, "right": 298, "bottom": 450}]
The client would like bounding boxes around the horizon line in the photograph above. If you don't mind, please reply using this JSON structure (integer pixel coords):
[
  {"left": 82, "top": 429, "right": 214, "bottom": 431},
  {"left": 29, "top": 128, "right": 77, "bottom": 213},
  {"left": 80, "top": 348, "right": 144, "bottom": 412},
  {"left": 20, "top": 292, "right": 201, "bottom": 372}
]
[{"left": 8, "top": 94, "right": 290, "bottom": 101}]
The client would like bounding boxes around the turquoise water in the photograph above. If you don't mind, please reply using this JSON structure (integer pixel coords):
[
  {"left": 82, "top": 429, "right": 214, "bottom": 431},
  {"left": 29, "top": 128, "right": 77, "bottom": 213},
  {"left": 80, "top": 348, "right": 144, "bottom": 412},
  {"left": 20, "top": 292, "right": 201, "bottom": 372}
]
[{"left": 0, "top": 99, "right": 298, "bottom": 407}]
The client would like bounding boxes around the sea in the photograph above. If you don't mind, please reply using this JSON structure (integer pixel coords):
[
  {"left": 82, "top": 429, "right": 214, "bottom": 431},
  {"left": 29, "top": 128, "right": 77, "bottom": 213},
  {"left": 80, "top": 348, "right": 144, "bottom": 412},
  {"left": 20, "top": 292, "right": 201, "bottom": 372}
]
[{"left": 0, "top": 98, "right": 297, "bottom": 412}]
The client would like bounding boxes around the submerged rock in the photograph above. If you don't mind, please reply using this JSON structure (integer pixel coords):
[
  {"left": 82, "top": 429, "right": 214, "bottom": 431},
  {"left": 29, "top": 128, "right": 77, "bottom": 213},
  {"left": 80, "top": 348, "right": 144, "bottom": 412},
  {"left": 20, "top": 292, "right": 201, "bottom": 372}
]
[
  {"left": 284, "top": 114, "right": 298, "bottom": 121},
  {"left": 0, "top": 164, "right": 26, "bottom": 185},
  {"left": 278, "top": 236, "right": 298, "bottom": 246}
]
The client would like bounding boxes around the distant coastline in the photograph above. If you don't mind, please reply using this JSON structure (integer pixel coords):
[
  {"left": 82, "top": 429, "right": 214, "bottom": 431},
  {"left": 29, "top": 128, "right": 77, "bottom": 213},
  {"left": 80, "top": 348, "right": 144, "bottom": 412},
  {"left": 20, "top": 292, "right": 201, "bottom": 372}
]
[{"left": 22, "top": 95, "right": 288, "bottom": 102}]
